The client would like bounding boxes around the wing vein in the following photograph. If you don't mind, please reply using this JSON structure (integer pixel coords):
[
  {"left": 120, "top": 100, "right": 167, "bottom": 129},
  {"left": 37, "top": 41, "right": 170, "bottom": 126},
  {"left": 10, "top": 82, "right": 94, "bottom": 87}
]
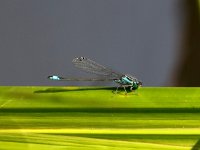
[{"left": 72, "top": 57, "right": 123, "bottom": 79}]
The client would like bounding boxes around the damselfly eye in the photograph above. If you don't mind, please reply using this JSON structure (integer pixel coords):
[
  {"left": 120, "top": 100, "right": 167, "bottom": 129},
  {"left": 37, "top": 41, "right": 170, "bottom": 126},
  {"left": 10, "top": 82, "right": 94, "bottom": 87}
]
[{"left": 79, "top": 57, "right": 86, "bottom": 61}]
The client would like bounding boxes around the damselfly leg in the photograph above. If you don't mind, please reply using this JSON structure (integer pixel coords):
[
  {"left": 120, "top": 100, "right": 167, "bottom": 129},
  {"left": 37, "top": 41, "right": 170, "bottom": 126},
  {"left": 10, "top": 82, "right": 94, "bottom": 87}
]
[{"left": 114, "top": 85, "right": 128, "bottom": 94}]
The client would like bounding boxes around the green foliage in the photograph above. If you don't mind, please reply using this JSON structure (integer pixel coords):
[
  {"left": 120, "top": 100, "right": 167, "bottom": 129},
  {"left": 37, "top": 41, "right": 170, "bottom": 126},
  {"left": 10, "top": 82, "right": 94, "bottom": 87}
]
[{"left": 0, "top": 86, "right": 200, "bottom": 150}]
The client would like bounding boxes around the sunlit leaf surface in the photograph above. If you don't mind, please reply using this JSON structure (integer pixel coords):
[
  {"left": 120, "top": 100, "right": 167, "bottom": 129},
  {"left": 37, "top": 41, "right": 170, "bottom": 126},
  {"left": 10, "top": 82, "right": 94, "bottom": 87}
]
[{"left": 0, "top": 86, "right": 200, "bottom": 150}]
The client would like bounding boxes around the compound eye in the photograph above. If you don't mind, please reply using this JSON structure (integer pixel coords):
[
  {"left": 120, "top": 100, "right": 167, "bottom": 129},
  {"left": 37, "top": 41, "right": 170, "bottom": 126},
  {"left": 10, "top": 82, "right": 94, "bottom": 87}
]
[
  {"left": 79, "top": 57, "right": 86, "bottom": 61},
  {"left": 75, "top": 57, "right": 86, "bottom": 61}
]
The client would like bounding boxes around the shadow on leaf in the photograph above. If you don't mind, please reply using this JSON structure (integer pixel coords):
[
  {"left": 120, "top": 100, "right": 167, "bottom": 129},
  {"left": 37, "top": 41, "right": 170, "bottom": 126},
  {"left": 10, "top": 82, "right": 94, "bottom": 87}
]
[
  {"left": 192, "top": 139, "right": 200, "bottom": 150},
  {"left": 34, "top": 87, "right": 116, "bottom": 94}
]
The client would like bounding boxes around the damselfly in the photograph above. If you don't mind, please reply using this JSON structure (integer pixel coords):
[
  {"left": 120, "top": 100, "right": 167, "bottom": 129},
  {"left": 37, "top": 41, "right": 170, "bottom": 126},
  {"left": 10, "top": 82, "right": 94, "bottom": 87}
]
[{"left": 48, "top": 57, "right": 142, "bottom": 93}]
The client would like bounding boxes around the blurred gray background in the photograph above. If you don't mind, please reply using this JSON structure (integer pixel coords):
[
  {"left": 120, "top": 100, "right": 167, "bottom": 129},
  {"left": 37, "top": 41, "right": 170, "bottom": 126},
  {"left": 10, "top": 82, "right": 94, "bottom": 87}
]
[{"left": 0, "top": 0, "right": 185, "bottom": 86}]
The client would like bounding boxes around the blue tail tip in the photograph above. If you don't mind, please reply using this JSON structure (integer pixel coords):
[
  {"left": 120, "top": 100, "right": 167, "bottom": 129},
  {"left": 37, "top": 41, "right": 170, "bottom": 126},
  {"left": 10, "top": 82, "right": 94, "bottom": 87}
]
[{"left": 48, "top": 75, "right": 61, "bottom": 80}]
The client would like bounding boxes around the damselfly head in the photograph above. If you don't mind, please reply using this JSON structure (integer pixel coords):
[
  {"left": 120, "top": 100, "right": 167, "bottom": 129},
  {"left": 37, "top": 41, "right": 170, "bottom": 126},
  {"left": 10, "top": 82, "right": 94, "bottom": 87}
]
[
  {"left": 131, "top": 79, "right": 142, "bottom": 90},
  {"left": 131, "top": 81, "right": 139, "bottom": 90},
  {"left": 48, "top": 75, "right": 62, "bottom": 80},
  {"left": 73, "top": 57, "right": 86, "bottom": 62}
]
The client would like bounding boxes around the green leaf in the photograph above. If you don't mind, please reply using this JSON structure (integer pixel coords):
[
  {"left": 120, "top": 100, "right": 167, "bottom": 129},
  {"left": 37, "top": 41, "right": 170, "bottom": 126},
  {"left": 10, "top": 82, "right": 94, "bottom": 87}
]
[{"left": 0, "top": 86, "right": 200, "bottom": 150}]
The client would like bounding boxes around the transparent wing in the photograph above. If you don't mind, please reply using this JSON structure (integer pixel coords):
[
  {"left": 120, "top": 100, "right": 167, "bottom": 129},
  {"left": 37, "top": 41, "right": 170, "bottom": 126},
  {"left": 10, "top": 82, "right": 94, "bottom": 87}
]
[{"left": 72, "top": 57, "right": 123, "bottom": 79}]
